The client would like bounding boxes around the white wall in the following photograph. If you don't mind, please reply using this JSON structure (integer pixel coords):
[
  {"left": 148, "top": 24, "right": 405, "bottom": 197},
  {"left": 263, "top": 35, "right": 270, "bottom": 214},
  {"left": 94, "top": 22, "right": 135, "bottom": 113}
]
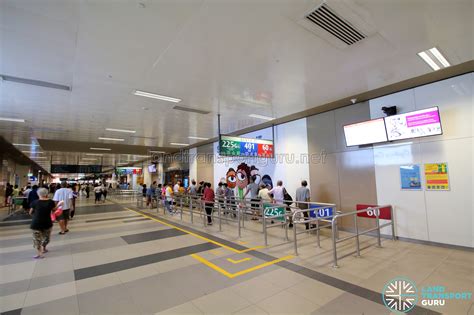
[
  {"left": 189, "top": 148, "right": 197, "bottom": 183},
  {"left": 213, "top": 118, "right": 311, "bottom": 197},
  {"left": 370, "top": 73, "right": 473, "bottom": 247}
]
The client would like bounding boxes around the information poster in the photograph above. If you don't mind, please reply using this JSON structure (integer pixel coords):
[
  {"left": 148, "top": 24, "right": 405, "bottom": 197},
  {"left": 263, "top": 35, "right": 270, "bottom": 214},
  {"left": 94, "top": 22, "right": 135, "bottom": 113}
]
[
  {"left": 400, "top": 165, "right": 422, "bottom": 190},
  {"left": 424, "top": 163, "right": 449, "bottom": 191},
  {"left": 385, "top": 107, "right": 442, "bottom": 141}
]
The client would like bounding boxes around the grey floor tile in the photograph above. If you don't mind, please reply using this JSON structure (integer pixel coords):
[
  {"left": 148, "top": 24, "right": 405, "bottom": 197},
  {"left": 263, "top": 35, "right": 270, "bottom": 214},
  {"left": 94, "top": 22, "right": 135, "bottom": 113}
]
[
  {"left": 20, "top": 295, "right": 79, "bottom": 315},
  {"left": 0, "top": 279, "right": 30, "bottom": 297},
  {"left": 28, "top": 271, "right": 74, "bottom": 291},
  {"left": 76, "top": 283, "right": 140, "bottom": 314},
  {"left": 311, "top": 292, "right": 390, "bottom": 315},
  {"left": 121, "top": 228, "right": 186, "bottom": 244}
]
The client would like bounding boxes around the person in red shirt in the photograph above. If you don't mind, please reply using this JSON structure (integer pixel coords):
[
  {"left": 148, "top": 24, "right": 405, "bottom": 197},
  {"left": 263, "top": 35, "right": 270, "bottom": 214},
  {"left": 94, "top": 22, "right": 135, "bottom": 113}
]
[{"left": 202, "top": 182, "right": 215, "bottom": 225}]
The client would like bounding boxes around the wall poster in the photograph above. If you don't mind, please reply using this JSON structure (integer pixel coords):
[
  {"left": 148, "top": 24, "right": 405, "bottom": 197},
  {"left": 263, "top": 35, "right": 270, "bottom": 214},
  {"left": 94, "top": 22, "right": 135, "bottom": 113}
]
[
  {"left": 424, "top": 163, "right": 450, "bottom": 191},
  {"left": 400, "top": 165, "right": 422, "bottom": 190}
]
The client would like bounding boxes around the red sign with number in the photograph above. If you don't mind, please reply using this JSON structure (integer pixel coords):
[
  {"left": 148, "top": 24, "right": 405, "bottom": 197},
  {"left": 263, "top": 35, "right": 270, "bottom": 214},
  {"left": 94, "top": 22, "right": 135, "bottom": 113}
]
[
  {"left": 257, "top": 143, "right": 273, "bottom": 157},
  {"left": 356, "top": 204, "right": 392, "bottom": 220}
]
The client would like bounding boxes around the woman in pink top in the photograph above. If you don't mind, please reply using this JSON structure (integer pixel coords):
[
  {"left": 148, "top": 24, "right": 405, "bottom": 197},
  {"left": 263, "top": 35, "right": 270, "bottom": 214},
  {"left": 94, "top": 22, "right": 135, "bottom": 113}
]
[{"left": 202, "top": 183, "right": 215, "bottom": 225}]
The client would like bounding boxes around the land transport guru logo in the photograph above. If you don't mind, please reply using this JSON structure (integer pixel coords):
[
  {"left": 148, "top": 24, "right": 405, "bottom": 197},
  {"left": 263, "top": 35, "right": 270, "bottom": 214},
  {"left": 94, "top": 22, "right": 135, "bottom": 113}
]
[
  {"left": 382, "top": 277, "right": 473, "bottom": 313},
  {"left": 382, "top": 277, "right": 418, "bottom": 313}
]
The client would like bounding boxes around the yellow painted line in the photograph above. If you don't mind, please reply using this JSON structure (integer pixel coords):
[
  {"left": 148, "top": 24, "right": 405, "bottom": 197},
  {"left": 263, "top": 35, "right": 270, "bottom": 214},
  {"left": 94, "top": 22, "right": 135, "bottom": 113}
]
[
  {"left": 238, "top": 241, "right": 248, "bottom": 245},
  {"left": 191, "top": 254, "right": 294, "bottom": 278},
  {"left": 124, "top": 208, "right": 263, "bottom": 254},
  {"left": 210, "top": 250, "right": 222, "bottom": 256},
  {"left": 227, "top": 257, "right": 252, "bottom": 264}
]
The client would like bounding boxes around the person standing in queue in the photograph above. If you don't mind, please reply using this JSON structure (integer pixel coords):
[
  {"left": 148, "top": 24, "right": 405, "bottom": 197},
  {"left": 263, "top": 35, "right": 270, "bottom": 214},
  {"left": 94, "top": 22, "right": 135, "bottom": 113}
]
[
  {"left": 295, "top": 180, "right": 311, "bottom": 230},
  {"left": 202, "top": 182, "right": 215, "bottom": 225},
  {"left": 244, "top": 176, "right": 260, "bottom": 220},
  {"left": 53, "top": 182, "right": 74, "bottom": 235}
]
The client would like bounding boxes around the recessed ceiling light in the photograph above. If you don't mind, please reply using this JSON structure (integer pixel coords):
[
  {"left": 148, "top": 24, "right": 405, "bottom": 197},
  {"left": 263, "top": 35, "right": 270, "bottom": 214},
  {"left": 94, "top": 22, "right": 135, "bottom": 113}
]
[
  {"left": 90, "top": 147, "right": 111, "bottom": 151},
  {"left": 0, "top": 117, "right": 25, "bottom": 123},
  {"left": 105, "top": 128, "right": 136, "bottom": 134},
  {"left": 133, "top": 90, "right": 181, "bottom": 103},
  {"left": 188, "top": 136, "right": 210, "bottom": 140},
  {"left": 248, "top": 114, "right": 275, "bottom": 121},
  {"left": 85, "top": 153, "right": 103, "bottom": 156},
  {"left": 170, "top": 143, "right": 189, "bottom": 146},
  {"left": 417, "top": 47, "right": 450, "bottom": 71},
  {"left": 98, "top": 137, "right": 124, "bottom": 141},
  {"left": 22, "top": 151, "right": 44, "bottom": 154}
]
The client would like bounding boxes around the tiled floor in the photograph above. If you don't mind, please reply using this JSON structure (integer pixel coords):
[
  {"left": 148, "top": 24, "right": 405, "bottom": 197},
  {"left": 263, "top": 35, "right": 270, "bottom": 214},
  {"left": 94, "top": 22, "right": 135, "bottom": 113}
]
[{"left": 0, "top": 197, "right": 472, "bottom": 314}]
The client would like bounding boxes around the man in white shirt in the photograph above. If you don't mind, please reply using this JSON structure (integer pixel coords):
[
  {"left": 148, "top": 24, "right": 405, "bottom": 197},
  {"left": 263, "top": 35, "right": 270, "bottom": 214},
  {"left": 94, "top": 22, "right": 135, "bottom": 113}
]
[
  {"left": 173, "top": 181, "right": 180, "bottom": 194},
  {"left": 53, "top": 182, "right": 74, "bottom": 235},
  {"left": 268, "top": 180, "right": 285, "bottom": 204}
]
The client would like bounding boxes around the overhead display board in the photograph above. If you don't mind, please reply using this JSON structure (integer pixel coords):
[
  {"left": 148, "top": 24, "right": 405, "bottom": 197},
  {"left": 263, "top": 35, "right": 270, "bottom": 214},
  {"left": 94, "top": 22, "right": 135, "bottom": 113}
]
[
  {"left": 343, "top": 118, "right": 388, "bottom": 147},
  {"left": 385, "top": 106, "right": 442, "bottom": 141},
  {"left": 219, "top": 135, "right": 274, "bottom": 157},
  {"left": 51, "top": 164, "right": 102, "bottom": 174}
]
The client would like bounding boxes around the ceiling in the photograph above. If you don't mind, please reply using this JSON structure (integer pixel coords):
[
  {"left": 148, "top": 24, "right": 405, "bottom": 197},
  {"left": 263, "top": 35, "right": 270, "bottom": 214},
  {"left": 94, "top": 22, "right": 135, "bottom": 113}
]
[{"left": 1, "top": 0, "right": 472, "bottom": 172}]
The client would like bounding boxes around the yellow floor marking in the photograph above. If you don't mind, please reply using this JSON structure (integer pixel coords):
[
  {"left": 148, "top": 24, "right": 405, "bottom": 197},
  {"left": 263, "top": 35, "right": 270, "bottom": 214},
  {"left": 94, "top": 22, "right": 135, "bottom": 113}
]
[
  {"left": 191, "top": 254, "right": 294, "bottom": 278},
  {"left": 210, "top": 250, "right": 222, "bottom": 256},
  {"left": 125, "top": 208, "right": 264, "bottom": 254},
  {"left": 238, "top": 241, "right": 248, "bottom": 245},
  {"left": 227, "top": 257, "right": 252, "bottom": 264}
]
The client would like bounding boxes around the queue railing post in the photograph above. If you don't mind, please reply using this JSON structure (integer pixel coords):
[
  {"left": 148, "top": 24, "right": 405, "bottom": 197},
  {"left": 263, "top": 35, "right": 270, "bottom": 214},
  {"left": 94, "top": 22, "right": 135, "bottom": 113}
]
[
  {"left": 331, "top": 217, "right": 339, "bottom": 268},
  {"left": 237, "top": 205, "right": 241, "bottom": 238},
  {"left": 316, "top": 219, "right": 321, "bottom": 248},
  {"left": 390, "top": 206, "right": 396, "bottom": 241},
  {"left": 218, "top": 200, "right": 222, "bottom": 232},
  {"left": 262, "top": 207, "right": 268, "bottom": 246},
  {"left": 375, "top": 209, "right": 382, "bottom": 247},
  {"left": 190, "top": 197, "right": 194, "bottom": 224},
  {"left": 180, "top": 196, "right": 183, "bottom": 221},
  {"left": 354, "top": 215, "right": 360, "bottom": 257},
  {"left": 293, "top": 219, "right": 298, "bottom": 255}
]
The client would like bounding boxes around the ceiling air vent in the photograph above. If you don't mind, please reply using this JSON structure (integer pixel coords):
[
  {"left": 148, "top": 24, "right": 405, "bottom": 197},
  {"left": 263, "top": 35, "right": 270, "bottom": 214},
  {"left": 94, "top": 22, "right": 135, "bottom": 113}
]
[
  {"left": 305, "top": 4, "right": 366, "bottom": 45},
  {"left": 173, "top": 105, "right": 210, "bottom": 115}
]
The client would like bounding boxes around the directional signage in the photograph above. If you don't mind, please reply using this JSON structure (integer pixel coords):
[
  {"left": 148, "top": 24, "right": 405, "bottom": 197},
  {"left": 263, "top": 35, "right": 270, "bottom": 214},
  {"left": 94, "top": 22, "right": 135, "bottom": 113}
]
[
  {"left": 309, "top": 204, "right": 334, "bottom": 219},
  {"left": 263, "top": 204, "right": 285, "bottom": 221},
  {"left": 219, "top": 135, "right": 274, "bottom": 158}
]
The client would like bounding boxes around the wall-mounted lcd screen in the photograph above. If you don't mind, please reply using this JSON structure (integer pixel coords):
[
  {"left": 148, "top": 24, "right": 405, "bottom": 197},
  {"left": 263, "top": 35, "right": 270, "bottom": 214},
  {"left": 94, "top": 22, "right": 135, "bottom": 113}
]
[
  {"left": 219, "top": 135, "right": 274, "bottom": 157},
  {"left": 384, "top": 107, "right": 442, "bottom": 141},
  {"left": 343, "top": 118, "right": 388, "bottom": 147},
  {"left": 147, "top": 164, "right": 157, "bottom": 173}
]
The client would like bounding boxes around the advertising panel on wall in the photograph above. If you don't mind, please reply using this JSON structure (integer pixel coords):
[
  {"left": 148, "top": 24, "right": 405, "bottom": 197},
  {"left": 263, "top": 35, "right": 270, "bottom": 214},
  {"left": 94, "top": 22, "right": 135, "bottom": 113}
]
[
  {"left": 400, "top": 165, "right": 422, "bottom": 190},
  {"left": 385, "top": 106, "right": 442, "bottom": 141},
  {"left": 343, "top": 118, "right": 388, "bottom": 146},
  {"left": 424, "top": 163, "right": 450, "bottom": 191}
]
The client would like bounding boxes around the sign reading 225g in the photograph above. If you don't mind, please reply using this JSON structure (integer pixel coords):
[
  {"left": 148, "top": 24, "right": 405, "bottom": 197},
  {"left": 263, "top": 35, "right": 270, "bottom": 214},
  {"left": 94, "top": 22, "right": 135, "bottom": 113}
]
[{"left": 219, "top": 135, "right": 274, "bottom": 158}]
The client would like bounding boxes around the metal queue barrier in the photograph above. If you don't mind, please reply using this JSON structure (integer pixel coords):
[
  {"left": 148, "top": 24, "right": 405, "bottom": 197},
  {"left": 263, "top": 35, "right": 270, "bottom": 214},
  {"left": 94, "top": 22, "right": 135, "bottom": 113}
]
[
  {"left": 109, "top": 189, "right": 141, "bottom": 205},
  {"left": 291, "top": 202, "right": 338, "bottom": 255},
  {"left": 330, "top": 205, "right": 395, "bottom": 268},
  {"left": 261, "top": 203, "right": 289, "bottom": 246}
]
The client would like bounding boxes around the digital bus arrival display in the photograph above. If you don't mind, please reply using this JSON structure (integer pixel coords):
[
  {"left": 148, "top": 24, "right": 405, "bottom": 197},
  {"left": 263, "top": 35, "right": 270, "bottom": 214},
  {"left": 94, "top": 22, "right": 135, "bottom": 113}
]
[{"left": 219, "top": 135, "right": 274, "bottom": 158}]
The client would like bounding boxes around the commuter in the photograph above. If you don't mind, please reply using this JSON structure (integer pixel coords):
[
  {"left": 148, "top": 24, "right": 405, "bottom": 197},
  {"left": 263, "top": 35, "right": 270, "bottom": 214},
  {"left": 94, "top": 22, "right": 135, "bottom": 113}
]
[
  {"left": 93, "top": 184, "right": 102, "bottom": 204},
  {"left": 173, "top": 181, "right": 180, "bottom": 194},
  {"left": 12, "top": 185, "right": 20, "bottom": 197},
  {"left": 85, "top": 184, "right": 90, "bottom": 199},
  {"left": 146, "top": 181, "right": 156, "bottom": 207},
  {"left": 53, "top": 182, "right": 74, "bottom": 235},
  {"left": 165, "top": 183, "right": 174, "bottom": 213},
  {"left": 258, "top": 184, "right": 271, "bottom": 203},
  {"left": 70, "top": 184, "right": 78, "bottom": 219},
  {"left": 156, "top": 184, "right": 162, "bottom": 205},
  {"left": 178, "top": 182, "right": 185, "bottom": 195},
  {"left": 216, "top": 182, "right": 225, "bottom": 213},
  {"left": 29, "top": 188, "right": 60, "bottom": 258},
  {"left": 102, "top": 184, "right": 108, "bottom": 201},
  {"left": 142, "top": 184, "right": 147, "bottom": 198},
  {"left": 245, "top": 176, "right": 260, "bottom": 220},
  {"left": 197, "top": 181, "right": 205, "bottom": 194},
  {"left": 224, "top": 183, "right": 236, "bottom": 216},
  {"left": 268, "top": 180, "right": 285, "bottom": 204},
  {"left": 27, "top": 185, "right": 39, "bottom": 209},
  {"left": 189, "top": 180, "right": 197, "bottom": 195},
  {"left": 5, "top": 183, "right": 13, "bottom": 207},
  {"left": 295, "top": 180, "right": 311, "bottom": 230},
  {"left": 202, "top": 183, "right": 215, "bottom": 225}
]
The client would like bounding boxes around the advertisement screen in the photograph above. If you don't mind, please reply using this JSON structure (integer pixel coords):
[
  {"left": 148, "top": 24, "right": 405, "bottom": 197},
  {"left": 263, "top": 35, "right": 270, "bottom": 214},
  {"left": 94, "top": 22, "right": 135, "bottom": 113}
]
[
  {"left": 385, "top": 107, "right": 442, "bottom": 141},
  {"left": 147, "top": 164, "right": 157, "bottom": 173},
  {"left": 343, "top": 118, "right": 388, "bottom": 147}
]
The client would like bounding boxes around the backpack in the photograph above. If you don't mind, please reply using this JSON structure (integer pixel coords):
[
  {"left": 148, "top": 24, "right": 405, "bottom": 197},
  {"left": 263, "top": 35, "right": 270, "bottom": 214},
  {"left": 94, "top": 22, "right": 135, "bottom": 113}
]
[{"left": 283, "top": 188, "right": 293, "bottom": 206}]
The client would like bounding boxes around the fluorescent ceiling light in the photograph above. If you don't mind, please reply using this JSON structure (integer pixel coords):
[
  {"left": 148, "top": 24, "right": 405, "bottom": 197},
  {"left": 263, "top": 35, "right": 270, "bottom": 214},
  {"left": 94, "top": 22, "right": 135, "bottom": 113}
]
[
  {"left": 248, "top": 114, "right": 275, "bottom": 121},
  {"left": 149, "top": 150, "right": 165, "bottom": 153},
  {"left": 417, "top": 47, "right": 450, "bottom": 71},
  {"left": 170, "top": 142, "right": 189, "bottom": 146},
  {"left": 82, "top": 158, "right": 97, "bottom": 160},
  {"left": 13, "top": 143, "right": 39, "bottom": 147},
  {"left": 22, "top": 151, "right": 43, "bottom": 154},
  {"left": 85, "top": 153, "right": 103, "bottom": 156},
  {"left": 133, "top": 90, "right": 181, "bottom": 103},
  {"left": 429, "top": 47, "right": 450, "bottom": 68},
  {"left": 98, "top": 137, "right": 124, "bottom": 141},
  {"left": 105, "top": 128, "right": 136, "bottom": 134},
  {"left": 0, "top": 117, "right": 25, "bottom": 123},
  {"left": 90, "top": 147, "right": 111, "bottom": 151},
  {"left": 0, "top": 74, "right": 71, "bottom": 91},
  {"left": 31, "top": 156, "right": 47, "bottom": 159},
  {"left": 188, "top": 136, "right": 210, "bottom": 140}
]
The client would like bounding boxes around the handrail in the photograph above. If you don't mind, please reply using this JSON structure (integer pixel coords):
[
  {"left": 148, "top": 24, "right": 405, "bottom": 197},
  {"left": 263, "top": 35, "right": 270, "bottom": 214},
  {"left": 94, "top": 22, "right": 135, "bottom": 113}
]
[{"left": 330, "top": 205, "right": 395, "bottom": 268}]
